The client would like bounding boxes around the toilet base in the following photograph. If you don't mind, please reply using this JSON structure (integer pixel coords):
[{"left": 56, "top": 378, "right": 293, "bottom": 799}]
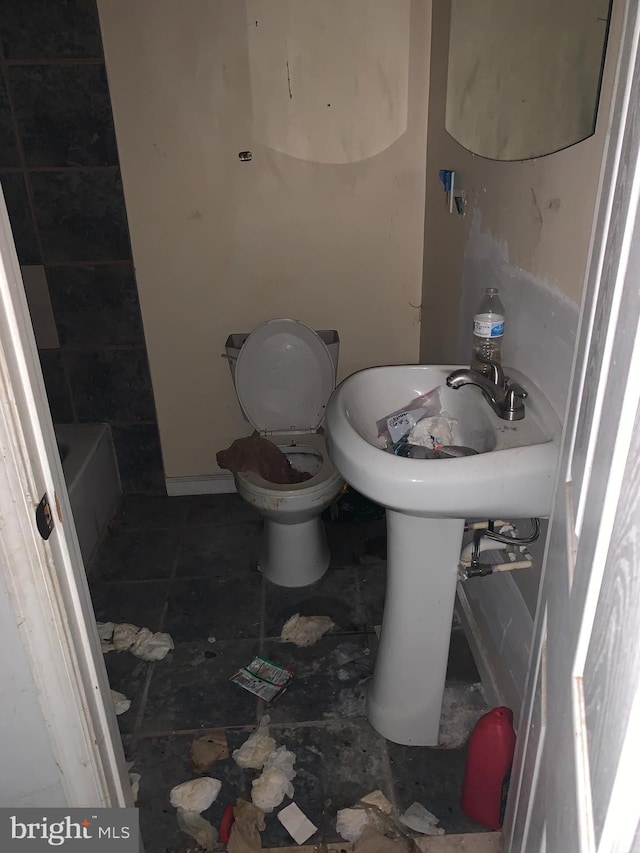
[{"left": 259, "top": 516, "right": 330, "bottom": 587}]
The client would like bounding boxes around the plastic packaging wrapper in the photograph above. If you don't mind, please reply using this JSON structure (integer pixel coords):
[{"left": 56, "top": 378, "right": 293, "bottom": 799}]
[{"left": 376, "top": 388, "right": 441, "bottom": 445}]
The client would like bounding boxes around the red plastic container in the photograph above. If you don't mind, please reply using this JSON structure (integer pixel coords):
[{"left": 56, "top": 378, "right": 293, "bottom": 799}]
[{"left": 461, "top": 706, "right": 516, "bottom": 830}]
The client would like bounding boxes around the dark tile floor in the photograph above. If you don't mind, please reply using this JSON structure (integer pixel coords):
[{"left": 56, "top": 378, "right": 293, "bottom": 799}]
[{"left": 88, "top": 493, "right": 489, "bottom": 853}]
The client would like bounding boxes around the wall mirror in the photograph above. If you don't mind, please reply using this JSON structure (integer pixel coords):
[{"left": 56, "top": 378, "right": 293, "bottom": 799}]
[{"left": 445, "top": 0, "right": 612, "bottom": 161}]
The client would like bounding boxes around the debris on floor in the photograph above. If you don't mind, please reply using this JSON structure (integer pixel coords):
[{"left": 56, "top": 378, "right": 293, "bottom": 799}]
[
  {"left": 360, "top": 790, "right": 393, "bottom": 814},
  {"left": 189, "top": 729, "right": 229, "bottom": 772},
  {"left": 277, "top": 802, "right": 318, "bottom": 844},
  {"left": 97, "top": 621, "right": 174, "bottom": 661},
  {"left": 280, "top": 613, "right": 336, "bottom": 647},
  {"left": 251, "top": 746, "right": 296, "bottom": 813},
  {"left": 126, "top": 761, "right": 141, "bottom": 803},
  {"left": 129, "top": 772, "right": 141, "bottom": 803},
  {"left": 336, "top": 791, "right": 394, "bottom": 842},
  {"left": 230, "top": 655, "right": 293, "bottom": 701},
  {"left": 353, "top": 826, "right": 410, "bottom": 853},
  {"left": 170, "top": 777, "right": 222, "bottom": 812},
  {"left": 233, "top": 716, "right": 276, "bottom": 769},
  {"left": 170, "top": 777, "right": 222, "bottom": 852},
  {"left": 219, "top": 803, "right": 235, "bottom": 844},
  {"left": 110, "top": 689, "right": 131, "bottom": 715},
  {"left": 207, "top": 636, "right": 217, "bottom": 644},
  {"left": 399, "top": 802, "right": 444, "bottom": 836},
  {"left": 177, "top": 809, "right": 218, "bottom": 852},
  {"left": 227, "top": 798, "right": 265, "bottom": 853}
]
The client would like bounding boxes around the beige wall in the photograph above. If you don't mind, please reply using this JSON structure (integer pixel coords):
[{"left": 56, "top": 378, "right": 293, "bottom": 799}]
[
  {"left": 98, "top": 0, "right": 430, "bottom": 483},
  {"left": 420, "top": 1, "right": 622, "bottom": 365}
]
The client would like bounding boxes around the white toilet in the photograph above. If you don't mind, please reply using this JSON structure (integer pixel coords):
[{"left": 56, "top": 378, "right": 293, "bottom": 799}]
[{"left": 225, "top": 318, "right": 344, "bottom": 588}]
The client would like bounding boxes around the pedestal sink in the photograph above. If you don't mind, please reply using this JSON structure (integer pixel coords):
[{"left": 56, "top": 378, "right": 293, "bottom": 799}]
[{"left": 325, "top": 364, "right": 561, "bottom": 746}]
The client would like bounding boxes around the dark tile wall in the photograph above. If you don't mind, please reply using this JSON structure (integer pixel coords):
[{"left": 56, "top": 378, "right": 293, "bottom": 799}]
[{"left": 0, "top": 0, "right": 164, "bottom": 492}]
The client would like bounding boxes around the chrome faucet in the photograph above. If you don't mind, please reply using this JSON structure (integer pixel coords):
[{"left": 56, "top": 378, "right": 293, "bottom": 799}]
[{"left": 446, "top": 356, "right": 527, "bottom": 421}]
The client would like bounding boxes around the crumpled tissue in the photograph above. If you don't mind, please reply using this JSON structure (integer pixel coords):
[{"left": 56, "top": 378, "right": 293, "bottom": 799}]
[
  {"left": 177, "top": 810, "right": 218, "bottom": 851},
  {"left": 170, "top": 777, "right": 222, "bottom": 852},
  {"left": 251, "top": 747, "right": 296, "bottom": 813},
  {"left": 280, "top": 614, "right": 336, "bottom": 647},
  {"left": 407, "top": 414, "right": 457, "bottom": 449},
  {"left": 233, "top": 716, "right": 276, "bottom": 770},
  {"left": 170, "top": 777, "right": 222, "bottom": 812},
  {"left": 110, "top": 689, "right": 131, "bottom": 715},
  {"left": 97, "top": 621, "right": 174, "bottom": 661},
  {"left": 336, "top": 790, "right": 393, "bottom": 842}
]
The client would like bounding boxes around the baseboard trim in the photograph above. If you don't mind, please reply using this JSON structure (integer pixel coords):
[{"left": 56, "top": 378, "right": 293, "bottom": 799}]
[{"left": 165, "top": 474, "right": 236, "bottom": 496}]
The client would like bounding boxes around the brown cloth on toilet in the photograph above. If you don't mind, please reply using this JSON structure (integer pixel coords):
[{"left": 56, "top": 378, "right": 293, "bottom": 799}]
[{"left": 216, "top": 435, "right": 311, "bottom": 485}]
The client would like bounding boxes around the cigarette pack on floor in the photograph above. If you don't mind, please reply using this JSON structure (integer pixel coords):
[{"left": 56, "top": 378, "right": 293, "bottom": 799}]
[{"left": 230, "top": 655, "right": 293, "bottom": 701}]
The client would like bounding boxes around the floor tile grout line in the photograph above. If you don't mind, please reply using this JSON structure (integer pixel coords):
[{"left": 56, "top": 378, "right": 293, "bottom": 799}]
[
  {"left": 128, "top": 520, "right": 184, "bottom": 741},
  {"left": 131, "top": 661, "right": 156, "bottom": 744},
  {"left": 131, "top": 715, "right": 374, "bottom": 740}
]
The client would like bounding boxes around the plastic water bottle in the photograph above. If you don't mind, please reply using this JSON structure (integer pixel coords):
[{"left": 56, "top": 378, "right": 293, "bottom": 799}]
[{"left": 471, "top": 287, "right": 505, "bottom": 375}]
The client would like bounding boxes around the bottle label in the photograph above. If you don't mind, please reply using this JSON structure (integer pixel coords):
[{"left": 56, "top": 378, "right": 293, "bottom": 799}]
[{"left": 474, "top": 313, "right": 505, "bottom": 338}]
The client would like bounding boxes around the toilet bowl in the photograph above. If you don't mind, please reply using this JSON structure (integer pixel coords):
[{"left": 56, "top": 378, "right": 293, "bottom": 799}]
[{"left": 226, "top": 319, "right": 344, "bottom": 587}]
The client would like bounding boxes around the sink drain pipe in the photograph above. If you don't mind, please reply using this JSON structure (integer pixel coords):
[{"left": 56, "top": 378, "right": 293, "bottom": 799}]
[{"left": 458, "top": 518, "right": 540, "bottom": 580}]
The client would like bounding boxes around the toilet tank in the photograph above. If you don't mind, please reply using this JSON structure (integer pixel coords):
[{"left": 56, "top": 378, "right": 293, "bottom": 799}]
[{"left": 224, "top": 328, "right": 340, "bottom": 424}]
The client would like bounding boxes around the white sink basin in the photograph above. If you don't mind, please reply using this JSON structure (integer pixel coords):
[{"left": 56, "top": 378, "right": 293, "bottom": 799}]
[
  {"left": 324, "top": 364, "right": 561, "bottom": 746},
  {"left": 325, "top": 364, "right": 560, "bottom": 518}
]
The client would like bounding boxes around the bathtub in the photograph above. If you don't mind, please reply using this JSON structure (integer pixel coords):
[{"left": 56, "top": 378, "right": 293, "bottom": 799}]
[{"left": 55, "top": 424, "right": 121, "bottom": 567}]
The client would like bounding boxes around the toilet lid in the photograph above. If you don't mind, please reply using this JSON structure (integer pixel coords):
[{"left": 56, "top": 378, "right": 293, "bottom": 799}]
[{"left": 235, "top": 318, "right": 335, "bottom": 434}]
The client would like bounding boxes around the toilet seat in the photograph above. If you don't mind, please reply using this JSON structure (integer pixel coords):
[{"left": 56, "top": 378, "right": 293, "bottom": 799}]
[
  {"left": 235, "top": 433, "right": 340, "bottom": 494},
  {"left": 234, "top": 318, "right": 335, "bottom": 435}
]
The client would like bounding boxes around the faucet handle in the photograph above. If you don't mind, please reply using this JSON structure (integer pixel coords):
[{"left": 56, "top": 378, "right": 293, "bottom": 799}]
[
  {"left": 505, "top": 383, "right": 527, "bottom": 417},
  {"left": 475, "top": 354, "right": 505, "bottom": 387}
]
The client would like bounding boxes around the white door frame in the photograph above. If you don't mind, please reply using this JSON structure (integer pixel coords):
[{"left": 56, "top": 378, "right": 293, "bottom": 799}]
[
  {"left": 0, "top": 191, "right": 132, "bottom": 807},
  {"left": 506, "top": 0, "right": 640, "bottom": 847}
]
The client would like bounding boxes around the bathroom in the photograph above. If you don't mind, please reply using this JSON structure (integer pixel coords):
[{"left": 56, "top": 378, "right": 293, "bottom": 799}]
[{"left": 0, "top": 0, "right": 625, "bottom": 850}]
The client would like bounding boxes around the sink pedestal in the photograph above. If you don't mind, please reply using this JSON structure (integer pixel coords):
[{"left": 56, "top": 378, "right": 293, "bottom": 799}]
[{"left": 367, "top": 511, "right": 464, "bottom": 746}]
